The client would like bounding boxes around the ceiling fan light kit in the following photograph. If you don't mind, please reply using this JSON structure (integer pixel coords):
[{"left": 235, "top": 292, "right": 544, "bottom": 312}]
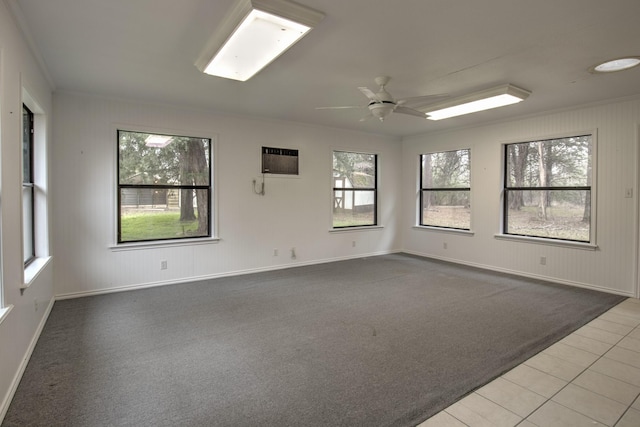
[
  {"left": 423, "top": 84, "right": 531, "bottom": 121},
  {"left": 195, "top": 0, "right": 324, "bottom": 81}
]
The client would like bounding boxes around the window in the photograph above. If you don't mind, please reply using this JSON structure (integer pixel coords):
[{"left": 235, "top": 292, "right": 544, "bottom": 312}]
[
  {"left": 118, "top": 130, "right": 212, "bottom": 243},
  {"left": 420, "top": 149, "right": 471, "bottom": 230},
  {"left": 22, "top": 105, "right": 35, "bottom": 265},
  {"left": 332, "top": 151, "right": 377, "bottom": 228},
  {"left": 503, "top": 134, "right": 593, "bottom": 242}
]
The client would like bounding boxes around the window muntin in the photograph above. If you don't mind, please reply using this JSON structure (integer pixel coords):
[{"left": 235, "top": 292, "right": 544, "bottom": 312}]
[
  {"left": 503, "top": 135, "right": 592, "bottom": 242},
  {"left": 22, "top": 105, "right": 35, "bottom": 265},
  {"left": 332, "top": 151, "right": 377, "bottom": 228},
  {"left": 117, "top": 130, "right": 212, "bottom": 243},
  {"left": 420, "top": 149, "right": 471, "bottom": 230}
]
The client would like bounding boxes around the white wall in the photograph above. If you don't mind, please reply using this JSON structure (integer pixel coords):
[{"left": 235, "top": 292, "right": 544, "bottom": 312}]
[
  {"left": 0, "top": 1, "right": 54, "bottom": 420},
  {"left": 52, "top": 92, "right": 402, "bottom": 297},
  {"left": 402, "top": 97, "right": 640, "bottom": 297},
  {"left": 1, "top": 2, "right": 638, "bottom": 420}
]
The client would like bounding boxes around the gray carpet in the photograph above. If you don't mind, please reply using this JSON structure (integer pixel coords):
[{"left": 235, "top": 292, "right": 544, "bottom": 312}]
[{"left": 3, "top": 253, "right": 625, "bottom": 426}]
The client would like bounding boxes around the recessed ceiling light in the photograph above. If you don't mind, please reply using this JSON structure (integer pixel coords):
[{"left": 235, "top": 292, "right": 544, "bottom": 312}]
[{"left": 589, "top": 57, "right": 640, "bottom": 74}]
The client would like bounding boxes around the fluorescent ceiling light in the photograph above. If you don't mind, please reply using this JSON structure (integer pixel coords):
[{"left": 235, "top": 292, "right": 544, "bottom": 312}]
[
  {"left": 423, "top": 84, "right": 531, "bottom": 121},
  {"left": 195, "top": 0, "right": 324, "bottom": 81},
  {"left": 589, "top": 57, "right": 640, "bottom": 73},
  {"left": 145, "top": 135, "right": 173, "bottom": 148}
]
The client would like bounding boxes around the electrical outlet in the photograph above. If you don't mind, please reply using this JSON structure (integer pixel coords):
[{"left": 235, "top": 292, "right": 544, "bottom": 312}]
[
  {"left": 625, "top": 188, "right": 633, "bottom": 198},
  {"left": 34, "top": 298, "right": 38, "bottom": 312},
  {"left": 443, "top": 242, "right": 448, "bottom": 249},
  {"left": 273, "top": 248, "right": 278, "bottom": 256},
  {"left": 291, "top": 247, "right": 297, "bottom": 260},
  {"left": 540, "top": 256, "right": 546, "bottom": 266},
  {"left": 352, "top": 241, "right": 356, "bottom": 247},
  {"left": 161, "top": 260, "right": 168, "bottom": 270}
]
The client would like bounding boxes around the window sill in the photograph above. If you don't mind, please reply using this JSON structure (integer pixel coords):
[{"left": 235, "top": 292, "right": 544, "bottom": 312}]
[
  {"left": 412, "top": 226, "right": 474, "bottom": 236},
  {"left": 110, "top": 237, "right": 220, "bottom": 251},
  {"left": 329, "top": 225, "right": 384, "bottom": 233},
  {"left": 22, "top": 256, "right": 53, "bottom": 290},
  {"left": 494, "top": 234, "right": 598, "bottom": 250},
  {"left": 0, "top": 305, "right": 14, "bottom": 326}
]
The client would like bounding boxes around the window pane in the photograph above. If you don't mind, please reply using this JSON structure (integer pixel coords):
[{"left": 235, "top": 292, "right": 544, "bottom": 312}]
[
  {"left": 506, "top": 136, "right": 591, "bottom": 187},
  {"left": 119, "top": 131, "right": 210, "bottom": 186},
  {"left": 23, "top": 186, "right": 34, "bottom": 263},
  {"left": 120, "top": 188, "right": 209, "bottom": 242},
  {"left": 23, "top": 106, "right": 32, "bottom": 184},
  {"left": 421, "top": 149, "right": 469, "bottom": 189},
  {"left": 333, "top": 151, "right": 375, "bottom": 188},
  {"left": 332, "top": 150, "right": 377, "bottom": 228},
  {"left": 23, "top": 105, "right": 35, "bottom": 264},
  {"left": 421, "top": 190, "right": 470, "bottom": 229},
  {"left": 505, "top": 189, "right": 590, "bottom": 241},
  {"left": 332, "top": 190, "right": 375, "bottom": 227}
]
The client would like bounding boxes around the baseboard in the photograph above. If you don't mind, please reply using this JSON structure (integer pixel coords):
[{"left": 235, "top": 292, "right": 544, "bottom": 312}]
[
  {"left": 403, "top": 250, "right": 635, "bottom": 298},
  {"left": 0, "top": 296, "right": 55, "bottom": 423},
  {"left": 55, "top": 249, "right": 402, "bottom": 300}
]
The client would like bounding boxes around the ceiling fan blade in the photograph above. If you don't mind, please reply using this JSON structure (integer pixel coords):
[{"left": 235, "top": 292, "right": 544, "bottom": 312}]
[
  {"left": 359, "top": 111, "right": 374, "bottom": 122},
  {"left": 316, "top": 106, "right": 364, "bottom": 110},
  {"left": 358, "top": 87, "right": 380, "bottom": 103},
  {"left": 397, "top": 94, "right": 448, "bottom": 108},
  {"left": 395, "top": 106, "right": 427, "bottom": 118}
]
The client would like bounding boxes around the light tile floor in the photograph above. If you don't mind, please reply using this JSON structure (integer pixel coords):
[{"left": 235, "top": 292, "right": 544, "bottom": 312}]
[{"left": 419, "top": 297, "right": 640, "bottom": 427}]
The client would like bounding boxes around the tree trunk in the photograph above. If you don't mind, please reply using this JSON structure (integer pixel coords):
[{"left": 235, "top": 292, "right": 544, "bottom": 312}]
[
  {"left": 180, "top": 188, "right": 195, "bottom": 221},
  {"left": 544, "top": 143, "right": 553, "bottom": 208},
  {"left": 179, "top": 144, "right": 196, "bottom": 222},
  {"left": 537, "top": 141, "right": 548, "bottom": 220},
  {"left": 508, "top": 145, "right": 528, "bottom": 210},
  {"left": 422, "top": 155, "right": 432, "bottom": 213},
  {"left": 186, "top": 139, "right": 209, "bottom": 234},
  {"left": 583, "top": 142, "right": 592, "bottom": 222}
]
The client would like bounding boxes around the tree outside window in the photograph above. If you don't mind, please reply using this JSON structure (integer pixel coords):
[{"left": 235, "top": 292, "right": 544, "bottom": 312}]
[
  {"left": 332, "top": 151, "right": 377, "bottom": 228},
  {"left": 118, "top": 130, "right": 212, "bottom": 243},
  {"left": 420, "top": 149, "right": 471, "bottom": 230},
  {"left": 504, "top": 135, "right": 592, "bottom": 242}
]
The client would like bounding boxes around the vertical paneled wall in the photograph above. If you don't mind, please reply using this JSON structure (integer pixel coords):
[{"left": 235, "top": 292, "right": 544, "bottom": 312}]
[
  {"left": 402, "top": 97, "right": 640, "bottom": 296},
  {"left": 52, "top": 92, "right": 402, "bottom": 297}
]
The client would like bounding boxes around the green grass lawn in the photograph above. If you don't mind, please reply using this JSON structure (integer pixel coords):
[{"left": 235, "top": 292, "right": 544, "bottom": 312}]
[{"left": 120, "top": 211, "right": 200, "bottom": 241}]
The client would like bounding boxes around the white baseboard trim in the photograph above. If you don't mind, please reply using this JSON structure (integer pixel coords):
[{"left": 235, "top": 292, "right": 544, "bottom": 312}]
[
  {"left": 55, "top": 249, "right": 402, "bottom": 300},
  {"left": 0, "top": 296, "right": 55, "bottom": 423},
  {"left": 403, "top": 250, "right": 635, "bottom": 298}
]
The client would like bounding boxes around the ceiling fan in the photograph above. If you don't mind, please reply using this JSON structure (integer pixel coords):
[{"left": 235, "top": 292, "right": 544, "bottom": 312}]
[{"left": 316, "top": 76, "right": 446, "bottom": 122}]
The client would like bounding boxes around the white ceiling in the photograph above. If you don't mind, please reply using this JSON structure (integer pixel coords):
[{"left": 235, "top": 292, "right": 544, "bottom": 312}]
[{"left": 9, "top": 0, "right": 640, "bottom": 137}]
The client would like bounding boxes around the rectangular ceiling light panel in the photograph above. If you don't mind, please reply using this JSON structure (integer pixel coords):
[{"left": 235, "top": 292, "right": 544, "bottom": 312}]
[
  {"left": 197, "top": 0, "right": 324, "bottom": 81},
  {"left": 145, "top": 134, "right": 173, "bottom": 148},
  {"left": 424, "top": 84, "right": 531, "bottom": 120}
]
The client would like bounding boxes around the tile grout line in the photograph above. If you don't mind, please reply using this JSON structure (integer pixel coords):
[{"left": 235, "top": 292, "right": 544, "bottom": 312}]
[
  {"left": 428, "top": 299, "right": 640, "bottom": 427},
  {"left": 517, "top": 300, "right": 640, "bottom": 426},
  {"left": 484, "top": 299, "right": 640, "bottom": 426}
]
